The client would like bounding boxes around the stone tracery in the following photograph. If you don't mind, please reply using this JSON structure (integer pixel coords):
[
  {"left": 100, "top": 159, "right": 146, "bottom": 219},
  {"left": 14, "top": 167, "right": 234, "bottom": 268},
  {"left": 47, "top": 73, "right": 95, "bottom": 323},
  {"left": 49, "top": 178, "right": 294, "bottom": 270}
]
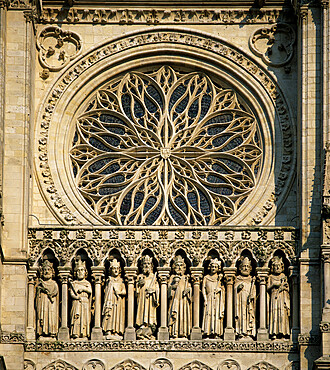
[{"left": 70, "top": 66, "right": 262, "bottom": 226}]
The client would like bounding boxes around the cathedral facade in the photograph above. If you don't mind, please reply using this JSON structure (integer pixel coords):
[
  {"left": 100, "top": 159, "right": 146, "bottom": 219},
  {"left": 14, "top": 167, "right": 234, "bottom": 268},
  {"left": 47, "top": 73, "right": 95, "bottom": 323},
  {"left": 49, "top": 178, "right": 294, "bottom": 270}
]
[{"left": 0, "top": 1, "right": 329, "bottom": 369}]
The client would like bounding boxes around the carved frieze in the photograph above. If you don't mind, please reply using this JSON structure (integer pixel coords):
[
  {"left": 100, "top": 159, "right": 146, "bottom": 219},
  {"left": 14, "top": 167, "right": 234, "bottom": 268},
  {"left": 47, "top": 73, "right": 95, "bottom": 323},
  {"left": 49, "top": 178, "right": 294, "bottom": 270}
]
[
  {"left": 36, "top": 30, "right": 295, "bottom": 226},
  {"left": 39, "top": 7, "right": 295, "bottom": 25},
  {"left": 298, "top": 333, "right": 321, "bottom": 345},
  {"left": 24, "top": 340, "right": 298, "bottom": 352},
  {"left": 37, "top": 26, "right": 82, "bottom": 71},
  {"left": 0, "top": 330, "right": 25, "bottom": 343},
  {"left": 249, "top": 24, "right": 296, "bottom": 67}
]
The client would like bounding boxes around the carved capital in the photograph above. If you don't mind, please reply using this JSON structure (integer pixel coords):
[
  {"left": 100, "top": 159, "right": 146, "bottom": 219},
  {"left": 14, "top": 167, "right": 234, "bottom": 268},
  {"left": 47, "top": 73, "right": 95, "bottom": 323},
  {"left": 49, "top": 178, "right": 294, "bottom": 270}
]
[
  {"left": 320, "top": 0, "right": 329, "bottom": 9},
  {"left": 289, "top": 266, "right": 299, "bottom": 280},
  {"left": 190, "top": 267, "right": 204, "bottom": 284},
  {"left": 124, "top": 266, "right": 138, "bottom": 283},
  {"left": 91, "top": 266, "right": 105, "bottom": 284},
  {"left": 57, "top": 266, "right": 71, "bottom": 284},
  {"left": 256, "top": 267, "right": 269, "bottom": 284},
  {"left": 157, "top": 266, "right": 171, "bottom": 284},
  {"left": 298, "top": 333, "right": 321, "bottom": 345},
  {"left": 223, "top": 267, "right": 236, "bottom": 285},
  {"left": 27, "top": 269, "right": 38, "bottom": 284}
]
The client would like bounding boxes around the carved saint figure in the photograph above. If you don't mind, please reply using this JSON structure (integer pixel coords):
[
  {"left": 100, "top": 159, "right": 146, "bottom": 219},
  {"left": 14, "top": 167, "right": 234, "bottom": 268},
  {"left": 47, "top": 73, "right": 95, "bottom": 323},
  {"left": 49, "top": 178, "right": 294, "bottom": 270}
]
[
  {"left": 202, "top": 258, "right": 225, "bottom": 338},
  {"left": 136, "top": 255, "right": 159, "bottom": 339},
  {"left": 268, "top": 256, "right": 291, "bottom": 339},
  {"left": 168, "top": 255, "right": 192, "bottom": 338},
  {"left": 36, "top": 260, "right": 59, "bottom": 339},
  {"left": 234, "top": 256, "right": 256, "bottom": 339},
  {"left": 69, "top": 258, "right": 92, "bottom": 340},
  {"left": 102, "top": 258, "right": 126, "bottom": 340}
]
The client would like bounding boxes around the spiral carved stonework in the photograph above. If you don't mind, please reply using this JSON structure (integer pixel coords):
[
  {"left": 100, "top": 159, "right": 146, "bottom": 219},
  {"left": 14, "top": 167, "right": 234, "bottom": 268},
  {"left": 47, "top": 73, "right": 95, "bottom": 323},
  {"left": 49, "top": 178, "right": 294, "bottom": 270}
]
[{"left": 70, "top": 66, "right": 262, "bottom": 226}]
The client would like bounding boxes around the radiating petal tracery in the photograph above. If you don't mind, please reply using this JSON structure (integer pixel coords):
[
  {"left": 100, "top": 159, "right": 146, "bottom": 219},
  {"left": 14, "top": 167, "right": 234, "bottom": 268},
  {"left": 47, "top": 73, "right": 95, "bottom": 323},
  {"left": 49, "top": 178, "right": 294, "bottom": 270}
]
[{"left": 70, "top": 66, "right": 262, "bottom": 225}]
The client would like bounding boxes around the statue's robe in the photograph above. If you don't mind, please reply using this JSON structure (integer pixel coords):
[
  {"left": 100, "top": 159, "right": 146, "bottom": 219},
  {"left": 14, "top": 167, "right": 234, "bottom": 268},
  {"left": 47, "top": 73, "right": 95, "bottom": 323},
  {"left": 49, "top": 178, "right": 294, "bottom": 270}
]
[
  {"left": 102, "top": 276, "right": 126, "bottom": 335},
  {"left": 36, "top": 279, "right": 59, "bottom": 337},
  {"left": 69, "top": 279, "right": 92, "bottom": 338},
  {"left": 202, "top": 274, "right": 225, "bottom": 337},
  {"left": 234, "top": 275, "right": 256, "bottom": 337},
  {"left": 168, "top": 275, "right": 191, "bottom": 338},
  {"left": 136, "top": 273, "right": 159, "bottom": 328},
  {"left": 268, "top": 273, "right": 290, "bottom": 337}
]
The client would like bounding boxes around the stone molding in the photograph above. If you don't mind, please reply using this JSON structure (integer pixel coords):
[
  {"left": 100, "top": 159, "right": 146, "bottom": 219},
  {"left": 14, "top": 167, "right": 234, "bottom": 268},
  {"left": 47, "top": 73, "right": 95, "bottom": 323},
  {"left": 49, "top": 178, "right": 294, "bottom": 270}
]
[
  {"left": 24, "top": 339, "right": 298, "bottom": 352},
  {"left": 35, "top": 29, "right": 296, "bottom": 227},
  {"left": 38, "top": 7, "right": 295, "bottom": 25},
  {"left": 319, "top": 322, "right": 330, "bottom": 332},
  {"left": 27, "top": 226, "right": 297, "bottom": 267}
]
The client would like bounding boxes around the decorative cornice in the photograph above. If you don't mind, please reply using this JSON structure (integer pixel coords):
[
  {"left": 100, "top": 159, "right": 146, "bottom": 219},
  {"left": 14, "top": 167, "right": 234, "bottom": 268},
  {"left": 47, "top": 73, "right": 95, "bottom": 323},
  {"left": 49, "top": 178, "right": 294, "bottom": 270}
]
[
  {"left": 39, "top": 7, "right": 295, "bottom": 25},
  {"left": 24, "top": 339, "right": 298, "bottom": 352}
]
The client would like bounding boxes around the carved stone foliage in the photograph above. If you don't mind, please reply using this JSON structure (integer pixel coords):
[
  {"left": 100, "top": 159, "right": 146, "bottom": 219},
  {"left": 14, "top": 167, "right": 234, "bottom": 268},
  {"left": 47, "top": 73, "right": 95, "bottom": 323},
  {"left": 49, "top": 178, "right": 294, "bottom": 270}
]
[
  {"left": 24, "top": 360, "right": 36, "bottom": 370},
  {"left": 320, "top": 322, "right": 330, "bottom": 332},
  {"left": 218, "top": 359, "right": 241, "bottom": 370},
  {"left": 150, "top": 359, "right": 173, "bottom": 370},
  {"left": 71, "top": 66, "right": 262, "bottom": 226},
  {"left": 179, "top": 361, "right": 212, "bottom": 370},
  {"left": 41, "top": 360, "right": 78, "bottom": 370},
  {"left": 28, "top": 227, "right": 297, "bottom": 267},
  {"left": 247, "top": 362, "right": 278, "bottom": 370},
  {"left": 24, "top": 340, "right": 298, "bottom": 352},
  {"left": 110, "top": 359, "right": 146, "bottom": 370},
  {"left": 0, "top": 330, "right": 25, "bottom": 343},
  {"left": 8, "top": 0, "right": 28, "bottom": 8},
  {"left": 82, "top": 359, "right": 105, "bottom": 370},
  {"left": 298, "top": 333, "right": 321, "bottom": 345},
  {"left": 37, "top": 26, "right": 82, "bottom": 71},
  {"left": 249, "top": 24, "right": 296, "bottom": 67},
  {"left": 35, "top": 29, "right": 295, "bottom": 226},
  {"left": 39, "top": 7, "right": 294, "bottom": 25}
]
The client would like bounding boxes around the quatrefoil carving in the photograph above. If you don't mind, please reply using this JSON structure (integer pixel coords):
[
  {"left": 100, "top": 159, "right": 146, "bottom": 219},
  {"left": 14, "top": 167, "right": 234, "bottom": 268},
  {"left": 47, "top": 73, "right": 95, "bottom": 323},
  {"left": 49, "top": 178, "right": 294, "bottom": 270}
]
[
  {"left": 249, "top": 24, "right": 295, "bottom": 67},
  {"left": 37, "top": 26, "right": 82, "bottom": 71}
]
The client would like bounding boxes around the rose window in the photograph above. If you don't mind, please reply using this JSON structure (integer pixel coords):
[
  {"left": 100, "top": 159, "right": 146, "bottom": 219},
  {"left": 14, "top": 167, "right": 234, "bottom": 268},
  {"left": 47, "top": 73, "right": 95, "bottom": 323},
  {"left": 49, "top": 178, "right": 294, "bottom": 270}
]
[{"left": 70, "top": 66, "right": 262, "bottom": 225}]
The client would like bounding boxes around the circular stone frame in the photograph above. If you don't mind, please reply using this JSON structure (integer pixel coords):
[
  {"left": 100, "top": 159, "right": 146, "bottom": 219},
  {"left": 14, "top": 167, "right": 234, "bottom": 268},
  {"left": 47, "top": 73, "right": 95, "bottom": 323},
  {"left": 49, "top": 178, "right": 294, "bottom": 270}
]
[{"left": 35, "top": 28, "right": 295, "bottom": 226}]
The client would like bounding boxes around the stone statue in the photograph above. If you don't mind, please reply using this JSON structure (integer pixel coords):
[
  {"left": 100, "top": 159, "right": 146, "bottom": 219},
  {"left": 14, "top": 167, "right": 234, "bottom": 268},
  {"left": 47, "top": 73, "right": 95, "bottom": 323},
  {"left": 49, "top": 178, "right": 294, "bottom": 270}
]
[
  {"left": 268, "top": 256, "right": 290, "bottom": 339},
  {"left": 69, "top": 258, "right": 92, "bottom": 340},
  {"left": 168, "top": 255, "right": 192, "bottom": 339},
  {"left": 36, "top": 260, "right": 59, "bottom": 339},
  {"left": 102, "top": 258, "right": 126, "bottom": 340},
  {"left": 234, "top": 256, "right": 256, "bottom": 339},
  {"left": 202, "top": 258, "right": 225, "bottom": 338},
  {"left": 136, "top": 255, "right": 159, "bottom": 340}
]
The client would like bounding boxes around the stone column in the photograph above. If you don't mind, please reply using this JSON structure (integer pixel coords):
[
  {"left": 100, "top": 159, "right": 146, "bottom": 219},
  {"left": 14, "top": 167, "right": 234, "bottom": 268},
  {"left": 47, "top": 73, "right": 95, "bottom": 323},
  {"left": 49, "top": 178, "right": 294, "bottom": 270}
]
[
  {"left": 190, "top": 267, "right": 203, "bottom": 340},
  {"left": 223, "top": 267, "right": 236, "bottom": 341},
  {"left": 58, "top": 266, "right": 71, "bottom": 340},
  {"left": 91, "top": 265, "right": 105, "bottom": 340},
  {"left": 257, "top": 267, "right": 269, "bottom": 341},
  {"left": 124, "top": 266, "right": 137, "bottom": 340},
  {"left": 157, "top": 266, "right": 171, "bottom": 340},
  {"left": 26, "top": 268, "right": 38, "bottom": 340},
  {"left": 289, "top": 265, "right": 299, "bottom": 342},
  {"left": 321, "top": 248, "right": 330, "bottom": 357}
]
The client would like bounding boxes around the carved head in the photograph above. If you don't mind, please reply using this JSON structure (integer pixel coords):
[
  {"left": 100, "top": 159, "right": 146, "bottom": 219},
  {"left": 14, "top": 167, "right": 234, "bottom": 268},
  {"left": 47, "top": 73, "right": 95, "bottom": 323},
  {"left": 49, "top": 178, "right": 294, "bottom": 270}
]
[
  {"left": 74, "top": 257, "right": 87, "bottom": 280},
  {"left": 271, "top": 256, "right": 284, "bottom": 275},
  {"left": 141, "top": 255, "right": 153, "bottom": 275},
  {"left": 238, "top": 256, "right": 252, "bottom": 276},
  {"left": 209, "top": 258, "right": 221, "bottom": 274},
  {"left": 109, "top": 258, "right": 121, "bottom": 277},
  {"left": 41, "top": 260, "right": 55, "bottom": 280},
  {"left": 172, "top": 255, "right": 186, "bottom": 276}
]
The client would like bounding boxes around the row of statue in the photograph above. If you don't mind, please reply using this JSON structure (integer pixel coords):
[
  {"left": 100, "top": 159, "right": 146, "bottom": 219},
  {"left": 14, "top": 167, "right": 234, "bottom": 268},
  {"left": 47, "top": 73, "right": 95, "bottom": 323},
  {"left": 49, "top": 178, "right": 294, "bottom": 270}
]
[{"left": 35, "top": 255, "right": 291, "bottom": 341}]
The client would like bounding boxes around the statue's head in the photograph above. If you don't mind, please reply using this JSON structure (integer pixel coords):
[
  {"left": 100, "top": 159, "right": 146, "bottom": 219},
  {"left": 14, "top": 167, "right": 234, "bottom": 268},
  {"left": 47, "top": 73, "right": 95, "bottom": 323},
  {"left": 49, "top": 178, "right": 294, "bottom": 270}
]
[
  {"left": 173, "top": 255, "right": 186, "bottom": 276},
  {"left": 74, "top": 257, "right": 87, "bottom": 280},
  {"left": 208, "top": 258, "right": 221, "bottom": 274},
  {"left": 141, "top": 255, "right": 153, "bottom": 275},
  {"left": 271, "top": 256, "right": 284, "bottom": 275},
  {"left": 238, "top": 256, "right": 252, "bottom": 276},
  {"left": 109, "top": 258, "right": 121, "bottom": 277},
  {"left": 41, "top": 260, "right": 55, "bottom": 280}
]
